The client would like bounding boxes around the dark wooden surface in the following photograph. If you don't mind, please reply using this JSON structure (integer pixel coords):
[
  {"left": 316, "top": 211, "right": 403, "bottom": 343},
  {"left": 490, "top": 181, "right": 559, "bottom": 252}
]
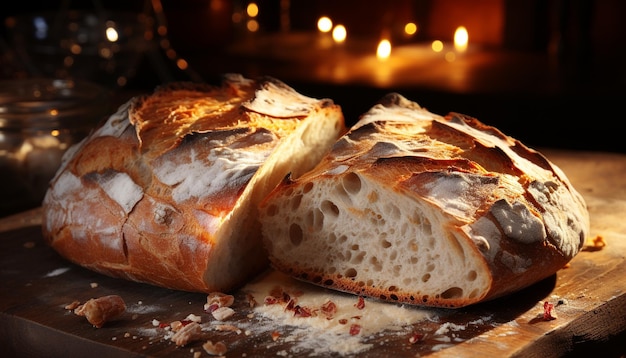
[{"left": 1, "top": 149, "right": 625, "bottom": 358}]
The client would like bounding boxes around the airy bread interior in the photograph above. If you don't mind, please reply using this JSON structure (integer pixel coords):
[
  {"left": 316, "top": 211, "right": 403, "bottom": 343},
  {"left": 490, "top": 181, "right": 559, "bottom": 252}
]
[
  {"left": 259, "top": 93, "right": 589, "bottom": 308},
  {"left": 261, "top": 172, "right": 492, "bottom": 305}
]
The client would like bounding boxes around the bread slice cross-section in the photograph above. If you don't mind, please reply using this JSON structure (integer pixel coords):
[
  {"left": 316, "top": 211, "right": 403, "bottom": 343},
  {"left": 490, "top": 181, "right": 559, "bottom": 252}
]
[
  {"left": 259, "top": 93, "right": 589, "bottom": 308},
  {"left": 42, "top": 74, "right": 346, "bottom": 293}
]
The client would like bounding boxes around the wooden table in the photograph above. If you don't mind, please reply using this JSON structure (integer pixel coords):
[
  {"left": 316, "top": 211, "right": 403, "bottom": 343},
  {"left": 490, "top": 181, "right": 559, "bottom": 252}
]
[{"left": 1, "top": 149, "right": 625, "bottom": 357}]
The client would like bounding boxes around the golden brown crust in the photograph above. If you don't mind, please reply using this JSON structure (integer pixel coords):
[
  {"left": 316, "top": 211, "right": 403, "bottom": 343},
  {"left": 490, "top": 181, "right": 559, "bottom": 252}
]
[
  {"left": 42, "top": 74, "right": 346, "bottom": 293},
  {"left": 259, "top": 93, "right": 589, "bottom": 308}
]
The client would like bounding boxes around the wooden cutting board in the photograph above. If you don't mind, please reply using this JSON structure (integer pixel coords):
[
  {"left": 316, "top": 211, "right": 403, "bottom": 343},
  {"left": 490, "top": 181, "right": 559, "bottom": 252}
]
[{"left": 1, "top": 149, "right": 625, "bottom": 358}]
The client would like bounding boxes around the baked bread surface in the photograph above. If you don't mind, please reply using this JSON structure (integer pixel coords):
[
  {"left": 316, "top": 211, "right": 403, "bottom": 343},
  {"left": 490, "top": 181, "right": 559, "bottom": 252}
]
[
  {"left": 259, "top": 93, "right": 589, "bottom": 308},
  {"left": 42, "top": 74, "right": 346, "bottom": 293}
]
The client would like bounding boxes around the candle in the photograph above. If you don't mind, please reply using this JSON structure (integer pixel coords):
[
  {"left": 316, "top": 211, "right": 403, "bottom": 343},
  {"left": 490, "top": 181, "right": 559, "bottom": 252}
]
[
  {"left": 332, "top": 24, "right": 347, "bottom": 44},
  {"left": 376, "top": 39, "right": 391, "bottom": 61},
  {"left": 317, "top": 16, "right": 333, "bottom": 49},
  {"left": 454, "top": 26, "right": 469, "bottom": 53}
]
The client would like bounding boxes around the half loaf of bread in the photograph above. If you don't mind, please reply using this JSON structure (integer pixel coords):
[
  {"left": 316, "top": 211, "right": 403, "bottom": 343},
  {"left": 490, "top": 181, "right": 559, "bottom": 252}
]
[
  {"left": 259, "top": 93, "right": 589, "bottom": 308},
  {"left": 42, "top": 74, "right": 345, "bottom": 293}
]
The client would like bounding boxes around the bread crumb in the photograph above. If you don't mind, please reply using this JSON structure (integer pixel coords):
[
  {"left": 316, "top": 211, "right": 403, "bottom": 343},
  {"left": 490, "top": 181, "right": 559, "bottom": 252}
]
[
  {"left": 583, "top": 235, "right": 606, "bottom": 251},
  {"left": 171, "top": 322, "right": 203, "bottom": 346},
  {"left": 271, "top": 331, "right": 281, "bottom": 341},
  {"left": 214, "top": 324, "right": 241, "bottom": 334},
  {"left": 74, "top": 295, "right": 126, "bottom": 328},
  {"left": 202, "top": 340, "right": 227, "bottom": 356},
  {"left": 90, "top": 282, "right": 99, "bottom": 288},
  {"left": 185, "top": 313, "right": 202, "bottom": 323},
  {"left": 211, "top": 307, "right": 235, "bottom": 321}
]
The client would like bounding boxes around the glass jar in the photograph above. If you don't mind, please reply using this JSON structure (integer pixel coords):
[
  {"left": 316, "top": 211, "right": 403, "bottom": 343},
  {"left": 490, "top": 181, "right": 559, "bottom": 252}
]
[{"left": 0, "top": 78, "right": 110, "bottom": 217}]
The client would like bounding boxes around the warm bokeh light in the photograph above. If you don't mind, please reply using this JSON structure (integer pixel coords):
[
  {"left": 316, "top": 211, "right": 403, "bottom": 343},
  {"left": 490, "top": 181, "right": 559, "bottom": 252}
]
[
  {"left": 332, "top": 25, "right": 346, "bottom": 43},
  {"left": 232, "top": 12, "right": 242, "bottom": 23},
  {"left": 376, "top": 39, "right": 391, "bottom": 60},
  {"left": 105, "top": 27, "right": 118, "bottom": 42},
  {"left": 454, "top": 26, "right": 469, "bottom": 52},
  {"left": 176, "top": 58, "right": 188, "bottom": 70},
  {"left": 157, "top": 25, "right": 167, "bottom": 36},
  {"left": 445, "top": 51, "right": 456, "bottom": 62},
  {"left": 404, "top": 22, "right": 418, "bottom": 36},
  {"left": 246, "top": 2, "right": 259, "bottom": 17},
  {"left": 431, "top": 40, "right": 443, "bottom": 52},
  {"left": 247, "top": 19, "right": 259, "bottom": 32},
  {"left": 70, "top": 44, "right": 81, "bottom": 55},
  {"left": 317, "top": 16, "right": 332, "bottom": 33}
]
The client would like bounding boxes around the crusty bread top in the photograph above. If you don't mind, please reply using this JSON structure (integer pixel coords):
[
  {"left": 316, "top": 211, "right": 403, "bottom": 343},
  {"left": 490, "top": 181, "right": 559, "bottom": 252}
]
[
  {"left": 259, "top": 93, "right": 589, "bottom": 307},
  {"left": 42, "top": 74, "right": 346, "bottom": 293},
  {"left": 326, "top": 93, "right": 588, "bottom": 259}
]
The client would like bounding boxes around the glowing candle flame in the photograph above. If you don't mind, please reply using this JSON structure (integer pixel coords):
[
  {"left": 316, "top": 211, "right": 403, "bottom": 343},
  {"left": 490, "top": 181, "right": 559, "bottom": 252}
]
[
  {"left": 376, "top": 39, "right": 391, "bottom": 60},
  {"left": 454, "top": 26, "right": 468, "bottom": 52},
  {"left": 247, "top": 3, "right": 259, "bottom": 17},
  {"left": 317, "top": 16, "right": 332, "bottom": 33},
  {"left": 105, "top": 27, "right": 118, "bottom": 42},
  {"left": 431, "top": 40, "right": 443, "bottom": 52},
  {"left": 332, "top": 25, "right": 346, "bottom": 44},
  {"left": 404, "top": 22, "right": 417, "bottom": 36}
]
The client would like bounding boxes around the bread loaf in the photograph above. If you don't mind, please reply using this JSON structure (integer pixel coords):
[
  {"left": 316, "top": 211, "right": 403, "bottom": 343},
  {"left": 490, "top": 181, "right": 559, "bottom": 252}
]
[
  {"left": 258, "top": 93, "right": 589, "bottom": 308},
  {"left": 42, "top": 74, "right": 346, "bottom": 293}
]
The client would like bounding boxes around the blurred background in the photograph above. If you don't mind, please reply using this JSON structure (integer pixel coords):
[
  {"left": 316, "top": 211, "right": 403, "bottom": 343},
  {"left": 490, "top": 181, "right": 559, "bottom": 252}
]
[{"left": 1, "top": 0, "right": 625, "bottom": 216}]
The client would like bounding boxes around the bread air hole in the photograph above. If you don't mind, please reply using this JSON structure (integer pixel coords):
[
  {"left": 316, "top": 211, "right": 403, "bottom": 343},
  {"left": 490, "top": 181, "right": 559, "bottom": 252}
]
[
  {"left": 393, "top": 265, "right": 401, "bottom": 275},
  {"left": 345, "top": 268, "right": 357, "bottom": 278},
  {"left": 265, "top": 204, "right": 279, "bottom": 217},
  {"left": 289, "top": 223, "right": 303, "bottom": 246},
  {"left": 351, "top": 251, "right": 366, "bottom": 264},
  {"left": 303, "top": 181, "right": 314, "bottom": 193},
  {"left": 467, "top": 270, "right": 477, "bottom": 281},
  {"left": 370, "top": 213, "right": 384, "bottom": 225},
  {"left": 469, "top": 289, "right": 479, "bottom": 299},
  {"left": 370, "top": 256, "right": 383, "bottom": 271},
  {"left": 320, "top": 200, "right": 339, "bottom": 218},
  {"left": 291, "top": 194, "right": 302, "bottom": 211},
  {"left": 304, "top": 208, "right": 324, "bottom": 230},
  {"left": 342, "top": 172, "right": 362, "bottom": 196},
  {"left": 441, "top": 287, "right": 463, "bottom": 299},
  {"left": 381, "top": 239, "right": 392, "bottom": 248}
]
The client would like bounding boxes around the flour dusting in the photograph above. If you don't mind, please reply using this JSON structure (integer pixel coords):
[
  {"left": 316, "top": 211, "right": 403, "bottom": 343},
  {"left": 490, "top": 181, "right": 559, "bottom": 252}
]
[{"left": 240, "top": 270, "right": 433, "bottom": 355}]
